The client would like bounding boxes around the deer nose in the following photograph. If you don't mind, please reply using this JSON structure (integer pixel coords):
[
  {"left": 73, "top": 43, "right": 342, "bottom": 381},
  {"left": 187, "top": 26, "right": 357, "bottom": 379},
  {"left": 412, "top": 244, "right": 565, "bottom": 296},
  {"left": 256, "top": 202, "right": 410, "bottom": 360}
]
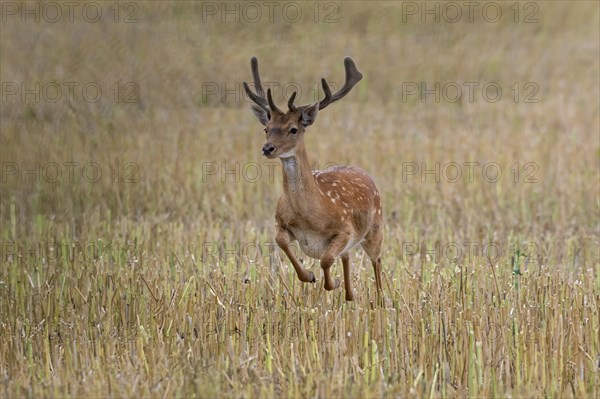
[{"left": 262, "top": 143, "right": 275, "bottom": 156}]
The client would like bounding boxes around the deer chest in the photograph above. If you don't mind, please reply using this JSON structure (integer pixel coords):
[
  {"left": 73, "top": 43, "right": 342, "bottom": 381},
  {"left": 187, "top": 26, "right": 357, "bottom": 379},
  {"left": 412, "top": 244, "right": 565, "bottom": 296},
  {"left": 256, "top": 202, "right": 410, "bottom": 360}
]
[{"left": 288, "top": 226, "right": 330, "bottom": 259}]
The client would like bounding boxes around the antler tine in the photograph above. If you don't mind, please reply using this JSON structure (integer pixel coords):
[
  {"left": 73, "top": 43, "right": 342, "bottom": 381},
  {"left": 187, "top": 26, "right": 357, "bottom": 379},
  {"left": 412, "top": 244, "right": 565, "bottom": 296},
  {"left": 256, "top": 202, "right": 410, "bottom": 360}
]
[
  {"left": 243, "top": 56, "right": 270, "bottom": 112},
  {"left": 243, "top": 82, "right": 268, "bottom": 110},
  {"left": 318, "top": 57, "right": 363, "bottom": 110},
  {"left": 267, "top": 88, "right": 282, "bottom": 114},
  {"left": 250, "top": 57, "right": 265, "bottom": 98},
  {"left": 287, "top": 91, "right": 297, "bottom": 112},
  {"left": 243, "top": 57, "right": 286, "bottom": 114}
]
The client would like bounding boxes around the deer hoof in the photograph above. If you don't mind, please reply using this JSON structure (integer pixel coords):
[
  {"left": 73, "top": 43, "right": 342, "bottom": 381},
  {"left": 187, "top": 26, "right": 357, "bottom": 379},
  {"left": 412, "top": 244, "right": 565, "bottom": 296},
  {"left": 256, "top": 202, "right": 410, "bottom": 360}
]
[
  {"left": 324, "top": 278, "right": 341, "bottom": 290},
  {"left": 301, "top": 271, "right": 316, "bottom": 283}
]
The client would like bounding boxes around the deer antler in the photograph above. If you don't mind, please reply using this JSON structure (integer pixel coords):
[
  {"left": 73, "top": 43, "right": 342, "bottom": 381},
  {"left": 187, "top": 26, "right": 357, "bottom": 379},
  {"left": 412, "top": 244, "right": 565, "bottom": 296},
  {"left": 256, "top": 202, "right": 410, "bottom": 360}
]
[
  {"left": 317, "top": 57, "right": 363, "bottom": 110},
  {"left": 243, "top": 57, "right": 283, "bottom": 114},
  {"left": 290, "top": 57, "right": 363, "bottom": 112},
  {"left": 245, "top": 56, "right": 363, "bottom": 114},
  {"left": 287, "top": 91, "right": 298, "bottom": 112}
]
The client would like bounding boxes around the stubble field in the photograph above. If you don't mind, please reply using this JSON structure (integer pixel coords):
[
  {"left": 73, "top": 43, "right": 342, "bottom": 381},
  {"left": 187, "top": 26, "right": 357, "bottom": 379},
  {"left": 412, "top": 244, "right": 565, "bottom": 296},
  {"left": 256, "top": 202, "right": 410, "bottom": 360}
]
[{"left": 0, "top": 1, "right": 599, "bottom": 397}]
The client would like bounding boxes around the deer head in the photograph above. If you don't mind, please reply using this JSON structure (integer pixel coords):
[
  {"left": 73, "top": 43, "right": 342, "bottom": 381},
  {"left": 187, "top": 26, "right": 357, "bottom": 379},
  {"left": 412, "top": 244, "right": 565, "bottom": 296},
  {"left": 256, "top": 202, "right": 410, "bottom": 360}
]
[{"left": 243, "top": 57, "right": 363, "bottom": 159}]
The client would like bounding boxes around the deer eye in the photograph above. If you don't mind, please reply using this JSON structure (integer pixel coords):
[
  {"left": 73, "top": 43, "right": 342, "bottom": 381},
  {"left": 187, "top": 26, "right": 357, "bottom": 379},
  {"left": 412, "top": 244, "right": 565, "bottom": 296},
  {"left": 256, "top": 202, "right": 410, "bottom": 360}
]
[
  {"left": 264, "top": 128, "right": 267, "bottom": 134},
  {"left": 290, "top": 127, "right": 298, "bottom": 134}
]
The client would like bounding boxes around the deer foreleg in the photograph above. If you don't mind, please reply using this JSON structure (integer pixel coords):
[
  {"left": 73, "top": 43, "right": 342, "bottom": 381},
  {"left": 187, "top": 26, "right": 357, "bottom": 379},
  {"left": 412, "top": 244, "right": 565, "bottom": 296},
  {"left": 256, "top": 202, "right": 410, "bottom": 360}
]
[{"left": 275, "top": 226, "right": 316, "bottom": 283}]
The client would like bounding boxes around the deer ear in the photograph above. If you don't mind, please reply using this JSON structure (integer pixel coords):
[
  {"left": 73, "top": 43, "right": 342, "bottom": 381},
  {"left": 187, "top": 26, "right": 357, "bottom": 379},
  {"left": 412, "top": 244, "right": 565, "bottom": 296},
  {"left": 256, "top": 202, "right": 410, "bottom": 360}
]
[
  {"left": 300, "top": 103, "right": 319, "bottom": 127},
  {"left": 250, "top": 104, "right": 270, "bottom": 126}
]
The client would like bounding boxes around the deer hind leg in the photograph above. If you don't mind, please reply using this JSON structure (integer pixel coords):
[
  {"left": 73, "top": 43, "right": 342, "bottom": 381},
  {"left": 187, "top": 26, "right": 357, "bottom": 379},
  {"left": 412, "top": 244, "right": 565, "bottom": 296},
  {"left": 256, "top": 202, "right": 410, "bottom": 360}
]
[
  {"left": 320, "top": 233, "right": 350, "bottom": 291},
  {"left": 371, "top": 257, "right": 383, "bottom": 291},
  {"left": 275, "top": 226, "right": 315, "bottom": 283},
  {"left": 341, "top": 253, "right": 355, "bottom": 301},
  {"left": 361, "top": 224, "right": 383, "bottom": 294}
]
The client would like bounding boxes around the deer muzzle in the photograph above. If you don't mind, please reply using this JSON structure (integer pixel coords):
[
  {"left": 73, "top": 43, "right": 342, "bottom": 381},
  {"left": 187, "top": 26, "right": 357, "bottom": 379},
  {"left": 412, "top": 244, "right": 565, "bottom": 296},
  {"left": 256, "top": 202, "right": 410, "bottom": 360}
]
[{"left": 262, "top": 143, "right": 276, "bottom": 157}]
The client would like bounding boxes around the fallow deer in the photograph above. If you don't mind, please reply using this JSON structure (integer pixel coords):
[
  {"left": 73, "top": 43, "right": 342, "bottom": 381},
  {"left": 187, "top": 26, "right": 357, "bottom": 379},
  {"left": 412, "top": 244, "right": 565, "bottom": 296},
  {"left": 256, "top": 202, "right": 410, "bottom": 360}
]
[{"left": 243, "top": 56, "right": 383, "bottom": 301}]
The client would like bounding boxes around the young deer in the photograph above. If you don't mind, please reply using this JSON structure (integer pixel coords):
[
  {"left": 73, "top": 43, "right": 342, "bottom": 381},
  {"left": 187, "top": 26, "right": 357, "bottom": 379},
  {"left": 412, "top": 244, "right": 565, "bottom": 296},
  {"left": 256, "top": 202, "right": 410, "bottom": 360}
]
[{"left": 243, "top": 57, "right": 383, "bottom": 301}]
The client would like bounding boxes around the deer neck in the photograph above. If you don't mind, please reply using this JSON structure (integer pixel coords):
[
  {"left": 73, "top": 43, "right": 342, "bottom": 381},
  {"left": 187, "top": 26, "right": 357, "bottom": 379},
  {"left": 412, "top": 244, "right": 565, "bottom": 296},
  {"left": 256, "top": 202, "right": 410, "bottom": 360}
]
[{"left": 280, "top": 143, "right": 321, "bottom": 212}]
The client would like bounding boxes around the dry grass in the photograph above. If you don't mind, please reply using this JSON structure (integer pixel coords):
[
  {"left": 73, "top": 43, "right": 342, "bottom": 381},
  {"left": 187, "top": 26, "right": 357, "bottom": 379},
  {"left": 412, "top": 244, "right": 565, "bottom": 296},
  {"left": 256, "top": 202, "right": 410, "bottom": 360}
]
[{"left": 1, "top": 1, "right": 599, "bottom": 397}]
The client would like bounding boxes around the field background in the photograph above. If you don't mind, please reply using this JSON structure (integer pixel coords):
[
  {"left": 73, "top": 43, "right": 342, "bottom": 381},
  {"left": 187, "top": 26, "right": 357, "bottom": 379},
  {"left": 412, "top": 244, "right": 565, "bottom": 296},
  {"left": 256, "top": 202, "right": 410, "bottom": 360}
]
[{"left": 1, "top": 1, "right": 599, "bottom": 397}]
